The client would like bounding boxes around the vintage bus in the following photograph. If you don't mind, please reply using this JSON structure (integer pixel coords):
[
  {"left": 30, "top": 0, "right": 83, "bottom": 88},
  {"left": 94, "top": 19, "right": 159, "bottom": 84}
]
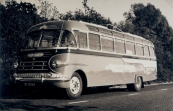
[{"left": 13, "top": 20, "right": 157, "bottom": 99}]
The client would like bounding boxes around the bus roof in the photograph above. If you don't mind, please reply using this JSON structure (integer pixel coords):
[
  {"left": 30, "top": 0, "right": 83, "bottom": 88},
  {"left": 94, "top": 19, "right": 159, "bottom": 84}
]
[{"left": 27, "top": 20, "right": 154, "bottom": 46}]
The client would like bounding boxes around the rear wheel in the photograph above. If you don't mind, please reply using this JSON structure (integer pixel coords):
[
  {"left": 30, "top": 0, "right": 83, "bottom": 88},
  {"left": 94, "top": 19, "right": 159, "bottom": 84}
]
[
  {"left": 127, "top": 76, "right": 142, "bottom": 91},
  {"left": 66, "top": 72, "right": 83, "bottom": 99}
]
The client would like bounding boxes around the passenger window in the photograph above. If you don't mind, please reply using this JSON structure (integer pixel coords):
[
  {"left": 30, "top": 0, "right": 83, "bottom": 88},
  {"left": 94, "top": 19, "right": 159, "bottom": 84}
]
[
  {"left": 79, "top": 32, "right": 87, "bottom": 48},
  {"left": 144, "top": 45, "right": 150, "bottom": 57},
  {"left": 149, "top": 47, "right": 155, "bottom": 57},
  {"left": 89, "top": 33, "right": 101, "bottom": 50},
  {"left": 60, "top": 30, "right": 77, "bottom": 47},
  {"left": 126, "top": 41, "right": 135, "bottom": 55},
  {"left": 136, "top": 44, "right": 144, "bottom": 56},
  {"left": 114, "top": 39, "right": 125, "bottom": 54},
  {"left": 101, "top": 36, "right": 114, "bottom": 52}
]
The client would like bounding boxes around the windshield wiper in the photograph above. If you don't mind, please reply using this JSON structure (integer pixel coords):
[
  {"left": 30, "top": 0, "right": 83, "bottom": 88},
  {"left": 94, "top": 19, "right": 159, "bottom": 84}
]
[{"left": 37, "top": 31, "right": 43, "bottom": 47}]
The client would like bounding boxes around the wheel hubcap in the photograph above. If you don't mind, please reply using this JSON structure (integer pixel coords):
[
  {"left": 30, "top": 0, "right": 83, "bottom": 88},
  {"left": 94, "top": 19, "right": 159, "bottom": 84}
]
[{"left": 70, "top": 76, "right": 80, "bottom": 94}]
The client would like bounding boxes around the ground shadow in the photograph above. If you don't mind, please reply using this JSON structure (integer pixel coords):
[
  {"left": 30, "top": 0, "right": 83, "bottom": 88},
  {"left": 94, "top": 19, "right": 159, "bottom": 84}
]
[
  {"left": 0, "top": 99, "right": 98, "bottom": 111},
  {"left": 83, "top": 87, "right": 128, "bottom": 95},
  {"left": 0, "top": 85, "right": 129, "bottom": 100}
]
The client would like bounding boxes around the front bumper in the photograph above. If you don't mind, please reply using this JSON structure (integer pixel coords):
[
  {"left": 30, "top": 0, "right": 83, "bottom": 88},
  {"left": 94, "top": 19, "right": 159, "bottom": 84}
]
[{"left": 13, "top": 72, "right": 71, "bottom": 88}]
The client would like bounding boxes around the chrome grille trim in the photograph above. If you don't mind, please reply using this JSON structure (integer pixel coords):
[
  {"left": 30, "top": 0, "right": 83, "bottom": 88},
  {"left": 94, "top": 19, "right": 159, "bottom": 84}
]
[
  {"left": 16, "top": 73, "right": 51, "bottom": 78},
  {"left": 19, "top": 69, "right": 48, "bottom": 70},
  {"left": 20, "top": 61, "right": 47, "bottom": 63},
  {"left": 20, "top": 65, "right": 47, "bottom": 67},
  {"left": 19, "top": 61, "right": 49, "bottom": 70}
]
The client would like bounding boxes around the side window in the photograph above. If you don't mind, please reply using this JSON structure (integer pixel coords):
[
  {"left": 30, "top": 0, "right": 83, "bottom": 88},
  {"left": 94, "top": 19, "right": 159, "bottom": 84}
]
[
  {"left": 60, "top": 30, "right": 77, "bottom": 47},
  {"left": 144, "top": 45, "right": 150, "bottom": 57},
  {"left": 78, "top": 32, "right": 87, "bottom": 48},
  {"left": 114, "top": 39, "right": 125, "bottom": 54},
  {"left": 89, "top": 33, "right": 101, "bottom": 50},
  {"left": 149, "top": 47, "right": 155, "bottom": 57},
  {"left": 136, "top": 43, "right": 144, "bottom": 56},
  {"left": 101, "top": 36, "right": 114, "bottom": 52},
  {"left": 126, "top": 41, "right": 135, "bottom": 55}
]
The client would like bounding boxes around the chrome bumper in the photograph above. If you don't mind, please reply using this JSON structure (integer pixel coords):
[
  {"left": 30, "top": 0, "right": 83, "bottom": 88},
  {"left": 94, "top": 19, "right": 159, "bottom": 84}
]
[{"left": 13, "top": 72, "right": 71, "bottom": 88}]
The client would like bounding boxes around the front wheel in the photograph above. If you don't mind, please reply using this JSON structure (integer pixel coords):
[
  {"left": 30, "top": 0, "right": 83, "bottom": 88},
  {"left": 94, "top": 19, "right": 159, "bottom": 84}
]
[
  {"left": 127, "top": 76, "right": 142, "bottom": 91},
  {"left": 66, "top": 72, "right": 83, "bottom": 99}
]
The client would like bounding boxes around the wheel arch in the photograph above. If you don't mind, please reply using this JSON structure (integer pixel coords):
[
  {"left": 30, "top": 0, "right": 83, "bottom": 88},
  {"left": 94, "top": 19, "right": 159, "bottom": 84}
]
[{"left": 75, "top": 69, "right": 88, "bottom": 93}]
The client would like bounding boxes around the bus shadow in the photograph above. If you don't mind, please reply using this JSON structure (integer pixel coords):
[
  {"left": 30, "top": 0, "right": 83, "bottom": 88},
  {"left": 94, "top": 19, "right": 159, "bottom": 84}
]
[
  {"left": 0, "top": 87, "right": 69, "bottom": 99},
  {"left": 1, "top": 87, "right": 128, "bottom": 100},
  {"left": 83, "top": 87, "right": 128, "bottom": 95},
  {"left": 0, "top": 100, "right": 98, "bottom": 111}
]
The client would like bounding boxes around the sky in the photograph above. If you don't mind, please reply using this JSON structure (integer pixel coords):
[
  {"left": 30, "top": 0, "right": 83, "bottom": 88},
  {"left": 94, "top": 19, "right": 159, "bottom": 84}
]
[{"left": 1, "top": 0, "right": 173, "bottom": 27}]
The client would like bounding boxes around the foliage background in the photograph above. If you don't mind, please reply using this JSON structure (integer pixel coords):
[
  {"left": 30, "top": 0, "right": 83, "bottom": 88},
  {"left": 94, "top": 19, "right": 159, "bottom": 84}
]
[{"left": 0, "top": 0, "right": 173, "bottom": 96}]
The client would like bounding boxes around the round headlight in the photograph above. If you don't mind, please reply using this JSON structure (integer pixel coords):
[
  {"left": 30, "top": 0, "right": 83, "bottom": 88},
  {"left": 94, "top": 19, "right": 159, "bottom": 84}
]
[
  {"left": 13, "top": 62, "right": 18, "bottom": 68},
  {"left": 52, "top": 60, "right": 57, "bottom": 68}
]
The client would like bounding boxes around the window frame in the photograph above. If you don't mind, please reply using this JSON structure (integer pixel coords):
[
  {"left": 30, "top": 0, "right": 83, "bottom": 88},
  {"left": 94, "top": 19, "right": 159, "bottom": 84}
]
[
  {"left": 60, "top": 30, "right": 77, "bottom": 47},
  {"left": 149, "top": 46, "right": 155, "bottom": 57},
  {"left": 88, "top": 33, "right": 101, "bottom": 51},
  {"left": 135, "top": 43, "right": 144, "bottom": 56},
  {"left": 144, "top": 45, "right": 150, "bottom": 57},
  {"left": 125, "top": 41, "right": 136, "bottom": 55},
  {"left": 77, "top": 31, "right": 88, "bottom": 49},
  {"left": 114, "top": 38, "right": 126, "bottom": 54},
  {"left": 101, "top": 35, "right": 114, "bottom": 52}
]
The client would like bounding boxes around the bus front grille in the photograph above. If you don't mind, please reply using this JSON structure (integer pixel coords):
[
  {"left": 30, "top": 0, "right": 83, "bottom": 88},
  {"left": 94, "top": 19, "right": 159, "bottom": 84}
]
[{"left": 19, "top": 61, "right": 49, "bottom": 71}]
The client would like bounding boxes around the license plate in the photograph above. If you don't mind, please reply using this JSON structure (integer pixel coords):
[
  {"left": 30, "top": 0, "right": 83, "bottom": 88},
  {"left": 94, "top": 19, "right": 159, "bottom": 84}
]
[{"left": 24, "top": 83, "right": 36, "bottom": 87}]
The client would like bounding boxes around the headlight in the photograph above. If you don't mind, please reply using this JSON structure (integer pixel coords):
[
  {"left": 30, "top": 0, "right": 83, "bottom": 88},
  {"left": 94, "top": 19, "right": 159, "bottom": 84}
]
[
  {"left": 52, "top": 60, "right": 58, "bottom": 68},
  {"left": 51, "top": 60, "right": 67, "bottom": 69},
  {"left": 13, "top": 62, "right": 18, "bottom": 68}
]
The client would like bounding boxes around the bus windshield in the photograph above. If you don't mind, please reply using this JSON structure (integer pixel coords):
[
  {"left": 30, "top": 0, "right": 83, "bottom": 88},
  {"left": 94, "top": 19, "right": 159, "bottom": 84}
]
[
  {"left": 27, "top": 30, "right": 61, "bottom": 48},
  {"left": 27, "top": 30, "right": 77, "bottom": 49}
]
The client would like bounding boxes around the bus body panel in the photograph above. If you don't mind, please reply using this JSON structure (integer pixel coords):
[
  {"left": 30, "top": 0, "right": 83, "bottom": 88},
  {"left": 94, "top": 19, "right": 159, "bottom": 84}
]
[
  {"left": 15, "top": 48, "right": 157, "bottom": 88},
  {"left": 57, "top": 49, "right": 157, "bottom": 87}
]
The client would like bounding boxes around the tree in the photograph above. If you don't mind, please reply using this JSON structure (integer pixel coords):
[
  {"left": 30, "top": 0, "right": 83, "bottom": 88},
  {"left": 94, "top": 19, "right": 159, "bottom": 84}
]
[
  {"left": 117, "top": 20, "right": 135, "bottom": 33},
  {"left": 37, "top": 0, "right": 59, "bottom": 20},
  {"left": 0, "top": 0, "right": 46, "bottom": 95},
  {"left": 37, "top": 0, "right": 112, "bottom": 24},
  {"left": 59, "top": 0, "right": 112, "bottom": 25},
  {"left": 119, "top": 3, "right": 173, "bottom": 81},
  {"left": 59, "top": 8, "right": 112, "bottom": 25}
]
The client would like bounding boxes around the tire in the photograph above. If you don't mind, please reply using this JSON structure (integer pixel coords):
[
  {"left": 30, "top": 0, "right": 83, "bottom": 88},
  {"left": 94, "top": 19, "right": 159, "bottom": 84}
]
[
  {"left": 127, "top": 76, "right": 142, "bottom": 91},
  {"left": 66, "top": 72, "right": 83, "bottom": 99}
]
